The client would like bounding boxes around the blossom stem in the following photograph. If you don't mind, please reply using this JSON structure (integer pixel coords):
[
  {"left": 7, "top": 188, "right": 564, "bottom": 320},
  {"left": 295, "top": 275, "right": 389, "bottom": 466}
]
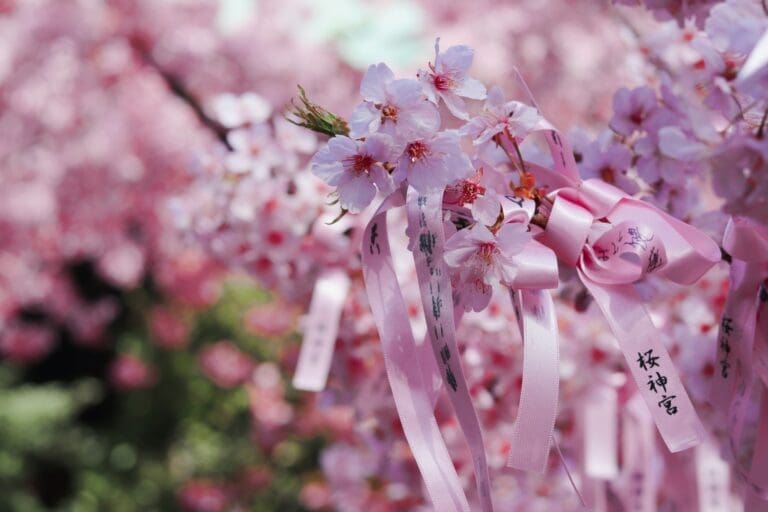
[
  {"left": 511, "top": 139, "right": 528, "bottom": 174},
  {"left": 493, "top": 134, "right": 525, "bottom": 177}
]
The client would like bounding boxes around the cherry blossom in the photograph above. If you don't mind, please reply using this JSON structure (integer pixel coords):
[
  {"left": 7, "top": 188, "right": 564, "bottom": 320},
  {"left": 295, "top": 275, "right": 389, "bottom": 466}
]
[
  {"left": 311, "top": 133, "right": 397, "bottom": 212},
  {"left": 349, "top": 62, "right": 440, "bottom": 138},
  {"left": 609, "top": 86, "right": 659, "bottom": 136},
  {"left": 579, "top": 131, "right": 640, "bottom": 194},
  {"left": 198, "top": 341, "right": 255, "bottom": 389},
  {"left": 392, "top": 130, "right": 473, "bottom": 192},
  {"left": 460, "top": 86, "right": 551, "bottom": 147},
  {"left": 418, "top": 38, "right": 487, "bottom": 120},
  {"left": 444, "top": 223, "right": 532, "bottom": 312}
]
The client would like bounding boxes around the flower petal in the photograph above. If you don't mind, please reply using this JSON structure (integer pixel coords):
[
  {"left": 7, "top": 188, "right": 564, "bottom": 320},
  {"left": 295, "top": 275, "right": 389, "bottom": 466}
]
[{"left": 360, "top": 63, "right": 394, "bottom": 103}]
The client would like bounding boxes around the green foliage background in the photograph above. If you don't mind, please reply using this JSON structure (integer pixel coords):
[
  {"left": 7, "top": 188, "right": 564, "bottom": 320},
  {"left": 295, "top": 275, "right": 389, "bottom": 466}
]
[{"left": 0, "top": 280, "right": 325, "bottom": 511}]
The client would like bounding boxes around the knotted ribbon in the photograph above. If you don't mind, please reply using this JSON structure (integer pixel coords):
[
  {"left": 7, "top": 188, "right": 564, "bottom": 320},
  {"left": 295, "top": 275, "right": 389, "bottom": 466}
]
[
  {"left": 711, "top": 216, "right": 768, "bottom": 505},
  {"left": 532, "top": 170, "right": 720, "bottom": 453},
  {"left": 357, "top": 183, "right": 562, "bottom": 512}
]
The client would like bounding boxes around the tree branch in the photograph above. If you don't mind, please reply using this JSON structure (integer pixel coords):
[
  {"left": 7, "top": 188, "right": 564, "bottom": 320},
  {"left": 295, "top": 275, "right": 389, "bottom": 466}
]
[{"left": 130, "top": 37, "right": 233, "bottom": 151}]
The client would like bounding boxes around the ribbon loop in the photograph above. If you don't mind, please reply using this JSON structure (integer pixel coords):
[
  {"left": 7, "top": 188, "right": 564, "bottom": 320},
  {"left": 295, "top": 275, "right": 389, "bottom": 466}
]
[
  {"left": 506, "top": 288, "right": 560, "bottom": 473},
  {"left": 581, "top": 221, "right": 668, "bottom": 286},
  {"left": 539, "top": 196, "right": 593, "bottom": 266},
  {"left": 508, "top": 240, "right": 560, "bottom": 290},
  {"left": 529, "top": 130, "right": 720, "bottom": 455}
]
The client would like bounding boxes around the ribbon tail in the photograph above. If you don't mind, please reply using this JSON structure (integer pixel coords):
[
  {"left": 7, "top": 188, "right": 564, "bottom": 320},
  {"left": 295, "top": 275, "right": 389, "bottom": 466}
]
[
  {"left": 406, "top": 187, "right": 494, "bottom": 512},
  {"left": 361, "top": 192, "right": 470, "bottom": 512},
  {"left": 425, "top": 306, "right": 465, "bottom": 410},
  {"left": 579, "top": 273, "right": 705, "bottom": 452},
  {"left": 292, "top": 269, "right": 350, "bottom": 391},
  {"left": 506, "top": 288, "right": 559, "bottom": 473}
]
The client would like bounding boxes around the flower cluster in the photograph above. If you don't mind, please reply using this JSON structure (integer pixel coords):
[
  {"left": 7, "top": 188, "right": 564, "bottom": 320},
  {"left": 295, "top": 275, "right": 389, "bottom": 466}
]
[{"left": 311, "top": 39, "right": 558, "bottom": 311}]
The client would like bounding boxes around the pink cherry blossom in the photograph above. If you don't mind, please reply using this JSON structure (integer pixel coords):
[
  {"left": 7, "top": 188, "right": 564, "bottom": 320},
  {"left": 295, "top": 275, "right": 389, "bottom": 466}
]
[
  {"left": 148, "top": 306, "right": 190, "bottom": 350},
  {"left": 177, "top": 480, "right": 229, "bottom": 512},
  {"left": 392, "top": 130, "right": 473, "bottom": 192},
  {"left": 444, "top": 223, "right": 532, "bottom": 312},
  {"left": 460, "top": 86, "right": 551, "bottom": 147},
  {"left": 579, "top": 131, "right": 640, "bottom": 194},
  {"left": 349, "top": 63, "right": 440, "bottom": 139},
  {"left": 311, "top": 133, "right": 397, "bottom": 213},
  {"left": 198, "top": 341, "right": 254, "bottom": 388},
  {"left": 109, "top": 354, "right": 157, "bottom": 391},
  {"left": 609, "top": 86, "right": 659, "bottom": 136},
  {"left": 0, "top": 323, "right": 56, "bottom": 364},
  {"left": 418, "top": 38, "right": 486, "bottom": 120},
  {"left": 636, "top": 126, "right": 707, "bottom": 186}
]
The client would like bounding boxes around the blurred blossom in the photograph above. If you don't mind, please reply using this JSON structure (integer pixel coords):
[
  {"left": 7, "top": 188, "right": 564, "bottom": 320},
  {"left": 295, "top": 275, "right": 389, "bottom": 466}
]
[
  {"left": 148, "top": 306, "right": 190, "bottom": 350},
  {"left": 109, "top": 354, "right": 157, "bottom": 391},
  {"left": 300, "top": 481, "right": 332, "bottom": 510},
  {"left": 0, "top": 323, "right": 56, "bottom": 364},
  {"left": 198, "top": 341, "right": 254, "bottom": 388},
  {"left": 243, "top": 301, "right": 297, "bottom": 338},
  {"left": 177, "top": 480, "right": 229, "bottom": 512}
]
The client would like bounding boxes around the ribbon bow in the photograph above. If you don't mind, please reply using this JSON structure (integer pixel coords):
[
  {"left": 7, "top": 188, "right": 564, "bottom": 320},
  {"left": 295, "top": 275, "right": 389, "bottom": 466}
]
[
  {"left": 531, "top": 166, "right": 721, "bottom": 453},
  {"left": 712, "top": 216, "right": 768, "bottom": 505}
]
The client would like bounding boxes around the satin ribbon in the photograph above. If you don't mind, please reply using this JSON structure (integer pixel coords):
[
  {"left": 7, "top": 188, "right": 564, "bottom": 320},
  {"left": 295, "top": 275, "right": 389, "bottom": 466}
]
[
  {"left": 405, "top": 187, "right": 494, "bottom": 511},
  {"left": 711, "top": 216, "right": 768, "bottom": 504},
  {"left": 361, "top": 190, "right": 471, "bottom": 512},
  {"left": 293, "top": 269, "right": 351, "bottom": 391},
  {"left": 497, "top": 195, "right": 562, "bottom": 473},
  {"left": 360, "top": 186, "right": 562, "bottom": 508},
  {"left": 533, "top": 163, "right": 719, "bottom": 454},
  {"left": 506, "top": 287, "right": 560, "bottom": 473},
  {"left": 514, "top": 73, "right": 717, "bottom": 453}
]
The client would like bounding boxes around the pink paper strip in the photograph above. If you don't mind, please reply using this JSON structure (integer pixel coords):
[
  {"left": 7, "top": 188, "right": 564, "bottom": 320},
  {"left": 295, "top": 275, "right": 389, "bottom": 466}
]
[
  {"left": 580, "top": 275, "right": 705, "bottom": 452},
  {"left": 362, "top": 191, "right": 471, "bottom": 512},
  {"left": 621, "top": 395, "right": 657, "bottom": 512},
  {"left": 583, "top": 386, "right": 618, "bottom": 480},
  {"left": 506, "top": 288, "right": 560, "bottom": 473},
  {"left": 292, "top": 269, "right": 351, "bottom": 391},
  {"left": 710, "top": 260, "right": 761, "bottom": 413},
  {"left": 695, "top": 440, "right": 731, "bottom": 512},
  {"left": 405, "top": 187, "right": 494, "bottom": 511}
]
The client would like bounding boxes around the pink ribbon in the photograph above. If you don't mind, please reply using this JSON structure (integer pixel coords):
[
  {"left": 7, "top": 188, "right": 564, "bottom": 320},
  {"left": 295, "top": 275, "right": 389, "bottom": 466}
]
[
  {"left": 506, "top": 287, "right": 560, "bottom": 473},
  {"left": 362, "top": 190, "right": 472, "bottom": 512},
  {"left": 712, "top": 216, "right": 768, "bottom": 504},
  {"left": 359, "top": 183, "right": 563, "bottom": 510},
  {"left": 496, "top": 195, "right": 562, "bottom": 473},
  {"left": 293, "top": 268, "right": 350, "bottom": 391},
  {"left": 405, "top": 187, "right": 494, "bottom": 511},
  {"left": 534, "top": 172, "right": 719, "bottom": 454}
]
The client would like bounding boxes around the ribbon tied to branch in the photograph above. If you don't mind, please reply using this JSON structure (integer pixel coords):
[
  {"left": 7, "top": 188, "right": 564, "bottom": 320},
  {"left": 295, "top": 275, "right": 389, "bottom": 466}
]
[{"left": 534, "top": 173, "right": 721, "bottom": 453}]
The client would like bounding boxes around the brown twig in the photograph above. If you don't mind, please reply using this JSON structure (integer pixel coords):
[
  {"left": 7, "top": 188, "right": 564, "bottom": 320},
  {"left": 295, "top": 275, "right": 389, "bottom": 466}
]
[
  {"left": 758, "top": 107, "right": 768, "bottom": 139},
  {"left": 130, "top": 37, "right": 233, "bottom": 151}
]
